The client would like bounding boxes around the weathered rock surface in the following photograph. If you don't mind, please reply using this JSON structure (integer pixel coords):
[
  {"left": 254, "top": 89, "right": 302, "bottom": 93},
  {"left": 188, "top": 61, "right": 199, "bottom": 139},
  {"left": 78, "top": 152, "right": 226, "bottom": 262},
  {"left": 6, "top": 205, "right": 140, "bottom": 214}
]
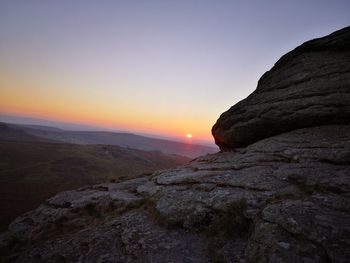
[
  {"left": 212, "top": 26, "right": 350, "bottom": 149},
  {"left": 1, "top": 27, "right": 350, "bottom": 263},
  {"left": 0, "top": 179, "right": 209, "bottom": 263}
]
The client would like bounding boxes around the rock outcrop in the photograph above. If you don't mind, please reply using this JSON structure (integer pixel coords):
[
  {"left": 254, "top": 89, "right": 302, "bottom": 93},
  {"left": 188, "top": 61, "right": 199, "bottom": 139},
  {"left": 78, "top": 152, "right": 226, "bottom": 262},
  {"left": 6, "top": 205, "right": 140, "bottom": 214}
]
[
  {"left": 1, "top": 27, "right": 349, "bottom": 263},
  {"left": 212, "top": 26, "right": 350, "bottom": 149}
]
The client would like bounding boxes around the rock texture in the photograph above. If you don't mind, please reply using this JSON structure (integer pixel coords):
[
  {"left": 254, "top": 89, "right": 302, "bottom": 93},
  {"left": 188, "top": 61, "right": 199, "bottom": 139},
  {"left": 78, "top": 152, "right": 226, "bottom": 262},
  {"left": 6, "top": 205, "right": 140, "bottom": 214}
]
[
  {"left": 1, "top": 27, "right": 350, "bottom": 263},
  {"left": 212, "top": 26, "right": 350, "bottom": 149}
]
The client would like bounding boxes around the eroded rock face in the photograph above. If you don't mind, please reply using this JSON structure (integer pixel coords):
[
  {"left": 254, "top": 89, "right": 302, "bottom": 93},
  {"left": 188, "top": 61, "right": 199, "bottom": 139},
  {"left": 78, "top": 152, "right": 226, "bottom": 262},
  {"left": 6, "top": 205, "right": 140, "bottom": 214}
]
[
  {"left": 1, "top": 27, "right": 350, "bottom": 263},
  {"left": 212, "top": 26, "right": 350, "bottom": 149}
]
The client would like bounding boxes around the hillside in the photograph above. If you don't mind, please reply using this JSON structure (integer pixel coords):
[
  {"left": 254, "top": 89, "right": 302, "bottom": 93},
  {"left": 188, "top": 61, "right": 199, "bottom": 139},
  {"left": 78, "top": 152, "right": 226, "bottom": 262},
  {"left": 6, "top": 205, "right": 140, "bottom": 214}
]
[
  {"left": 0, "top": 122, "right": 217, "bottom": 158},
  {"left": 0, "top": 27, "right": 349, "bottom": 263},
  {"left": 0, "top": 140, "right": 189, "bottom": 232},
  {"left": 0, "top": 123, "right": 57, "bottom": 143}
]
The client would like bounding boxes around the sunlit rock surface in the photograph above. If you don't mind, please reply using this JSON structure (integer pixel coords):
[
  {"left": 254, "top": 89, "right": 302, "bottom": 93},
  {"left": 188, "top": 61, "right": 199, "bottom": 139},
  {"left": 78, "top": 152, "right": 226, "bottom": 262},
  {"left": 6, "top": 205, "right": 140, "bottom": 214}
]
[{"left": 1, "top": 27, "right": 350, "bottom": 263}]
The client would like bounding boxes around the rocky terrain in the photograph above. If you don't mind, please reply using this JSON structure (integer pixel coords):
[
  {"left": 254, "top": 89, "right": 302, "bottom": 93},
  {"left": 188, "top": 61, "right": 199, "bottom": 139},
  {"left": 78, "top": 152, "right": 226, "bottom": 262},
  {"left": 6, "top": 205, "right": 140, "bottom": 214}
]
[{"left": 0, "top": 27, "right": 349, "bottom": 263}]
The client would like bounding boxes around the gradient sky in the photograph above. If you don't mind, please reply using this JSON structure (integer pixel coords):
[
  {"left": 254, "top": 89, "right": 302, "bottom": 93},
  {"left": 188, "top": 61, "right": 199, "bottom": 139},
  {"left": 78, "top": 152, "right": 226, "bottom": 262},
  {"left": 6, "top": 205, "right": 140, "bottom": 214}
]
[{"left": 0, "top": 0, "right": 349, "bottom": 143}]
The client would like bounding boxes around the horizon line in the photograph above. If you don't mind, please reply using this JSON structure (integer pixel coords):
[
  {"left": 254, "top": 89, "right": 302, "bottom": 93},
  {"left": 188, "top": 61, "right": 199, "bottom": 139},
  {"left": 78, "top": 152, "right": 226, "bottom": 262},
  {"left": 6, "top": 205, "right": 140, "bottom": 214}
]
[{"left": 0, "top": 112, "right": 217, "bottom": 148}]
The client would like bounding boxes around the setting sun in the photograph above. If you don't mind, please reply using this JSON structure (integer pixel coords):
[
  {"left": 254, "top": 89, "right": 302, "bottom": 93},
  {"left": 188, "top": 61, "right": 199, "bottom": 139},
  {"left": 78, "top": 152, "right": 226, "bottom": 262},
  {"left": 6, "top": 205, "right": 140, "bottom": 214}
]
[{"left": 186, "top": 133, "right": 192, "bottom": 138}]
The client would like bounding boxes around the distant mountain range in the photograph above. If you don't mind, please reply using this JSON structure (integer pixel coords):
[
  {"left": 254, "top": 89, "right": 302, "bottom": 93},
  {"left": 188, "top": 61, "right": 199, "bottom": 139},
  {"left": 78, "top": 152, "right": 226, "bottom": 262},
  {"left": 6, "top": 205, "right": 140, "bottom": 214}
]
[
  {"left": 0, "top": 122, "right": 217, "bottom": 158},
  {"left": 0, "top": 121, "right": 193, "bottom": 232}
]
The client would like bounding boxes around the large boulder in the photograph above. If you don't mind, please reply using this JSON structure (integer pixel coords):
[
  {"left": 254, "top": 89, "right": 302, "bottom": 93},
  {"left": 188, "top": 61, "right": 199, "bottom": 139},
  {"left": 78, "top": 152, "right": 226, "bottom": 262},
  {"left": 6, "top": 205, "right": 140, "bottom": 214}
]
[{"left": 212, "top": 26, "right": 350, "bottom": 149}]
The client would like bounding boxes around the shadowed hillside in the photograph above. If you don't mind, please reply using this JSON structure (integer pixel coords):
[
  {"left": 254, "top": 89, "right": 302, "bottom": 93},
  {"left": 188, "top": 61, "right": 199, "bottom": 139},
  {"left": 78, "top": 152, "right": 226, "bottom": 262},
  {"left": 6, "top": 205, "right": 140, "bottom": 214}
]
[
  {"left": 0, "top": 122, "right": 217, "bottom": 158},
  {"left": 0, "top": 140, "right": 190, "bottom": 232}
]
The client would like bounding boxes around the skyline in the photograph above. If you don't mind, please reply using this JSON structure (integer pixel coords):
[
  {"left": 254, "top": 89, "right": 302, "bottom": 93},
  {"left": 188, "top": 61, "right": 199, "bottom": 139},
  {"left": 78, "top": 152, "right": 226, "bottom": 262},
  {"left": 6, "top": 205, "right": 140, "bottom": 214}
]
[
  {"left": 1, "top": 1, "right": 350, "bottom": 143},
  {"left": 0, "top": 113, "right": 215, "bottom": 146}
]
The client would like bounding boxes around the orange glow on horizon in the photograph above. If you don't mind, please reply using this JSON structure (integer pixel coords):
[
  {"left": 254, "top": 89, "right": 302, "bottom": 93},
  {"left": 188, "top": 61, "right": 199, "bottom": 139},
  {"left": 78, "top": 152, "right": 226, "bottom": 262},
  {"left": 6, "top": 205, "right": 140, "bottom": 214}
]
[
  {"left": 0, "top": 104, "right": 214, "bottom": 142},
  {"left": 0, "top": 62, "right": 217, "bottom": 143},
  {"left": 0, "top": 79, "right": 215, "bottom": 143}
]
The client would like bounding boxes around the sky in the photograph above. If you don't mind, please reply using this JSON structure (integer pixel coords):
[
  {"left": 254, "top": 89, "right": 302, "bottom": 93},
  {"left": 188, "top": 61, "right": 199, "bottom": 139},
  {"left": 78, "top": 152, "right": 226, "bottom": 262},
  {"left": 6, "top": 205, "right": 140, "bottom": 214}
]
[{"left": 0, "top": 0, "right": 349, "bottom": 144}]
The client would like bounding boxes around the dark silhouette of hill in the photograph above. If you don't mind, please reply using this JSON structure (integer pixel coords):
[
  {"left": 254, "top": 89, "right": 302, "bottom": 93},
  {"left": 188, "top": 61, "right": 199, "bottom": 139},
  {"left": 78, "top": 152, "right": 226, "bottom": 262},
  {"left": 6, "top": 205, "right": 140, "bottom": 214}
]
[
  {"left": 0, "top": 122, "right": 57, "bottom": 143},
  {"left": 1, "top": 122, "right": 217, "bottom": 158}
]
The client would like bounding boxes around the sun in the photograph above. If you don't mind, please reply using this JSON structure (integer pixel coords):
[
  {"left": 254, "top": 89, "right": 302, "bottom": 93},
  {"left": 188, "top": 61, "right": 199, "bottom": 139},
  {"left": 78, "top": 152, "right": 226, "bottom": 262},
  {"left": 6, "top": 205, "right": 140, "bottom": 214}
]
[{"left": 186, "top": 133, "right": 192, "bottom": 139}]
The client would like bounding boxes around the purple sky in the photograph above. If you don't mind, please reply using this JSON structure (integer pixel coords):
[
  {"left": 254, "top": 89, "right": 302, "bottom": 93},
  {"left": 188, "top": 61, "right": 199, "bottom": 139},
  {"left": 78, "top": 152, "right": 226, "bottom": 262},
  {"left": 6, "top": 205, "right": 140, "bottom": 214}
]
[{"left": 1, "top": 0, "right": 349, "bottom": 143}]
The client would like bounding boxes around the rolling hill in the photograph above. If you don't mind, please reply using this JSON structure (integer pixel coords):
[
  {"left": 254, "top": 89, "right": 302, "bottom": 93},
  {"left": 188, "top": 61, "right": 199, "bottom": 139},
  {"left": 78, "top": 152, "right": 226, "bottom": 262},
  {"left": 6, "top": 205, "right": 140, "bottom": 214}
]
[
  {"left": 1, "top": 122, "right": 217, "bottom": 158},
  {"left": 0, "top": 122, "right": 191, "bottom": 232}
]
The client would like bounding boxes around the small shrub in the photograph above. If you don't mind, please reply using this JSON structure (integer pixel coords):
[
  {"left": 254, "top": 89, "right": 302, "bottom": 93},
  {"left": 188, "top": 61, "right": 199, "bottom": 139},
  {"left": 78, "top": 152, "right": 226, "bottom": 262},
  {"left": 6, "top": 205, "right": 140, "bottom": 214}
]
[
  {"left": 84, "top": 204, "right": 104, "bottom": 219},
  {"left": 195, "top": 198, "right": 250, "bottom": 239},
  {"left": 140, "top": 197, "right": 183, "bottom": 228}
]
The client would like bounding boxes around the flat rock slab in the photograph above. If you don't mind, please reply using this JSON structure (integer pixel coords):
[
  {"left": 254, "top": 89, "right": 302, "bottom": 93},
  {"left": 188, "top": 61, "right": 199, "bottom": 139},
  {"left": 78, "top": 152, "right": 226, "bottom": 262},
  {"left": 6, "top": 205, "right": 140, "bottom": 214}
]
[{"left": 1, "top": 211, "right": 209, "bottom": 263}]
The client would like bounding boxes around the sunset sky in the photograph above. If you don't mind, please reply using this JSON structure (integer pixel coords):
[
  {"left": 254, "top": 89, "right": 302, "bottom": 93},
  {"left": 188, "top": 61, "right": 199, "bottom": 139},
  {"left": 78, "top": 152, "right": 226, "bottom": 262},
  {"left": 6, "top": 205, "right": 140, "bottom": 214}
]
[{"left": 1, "top": 0, "right": 349, "bottom": 143}]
